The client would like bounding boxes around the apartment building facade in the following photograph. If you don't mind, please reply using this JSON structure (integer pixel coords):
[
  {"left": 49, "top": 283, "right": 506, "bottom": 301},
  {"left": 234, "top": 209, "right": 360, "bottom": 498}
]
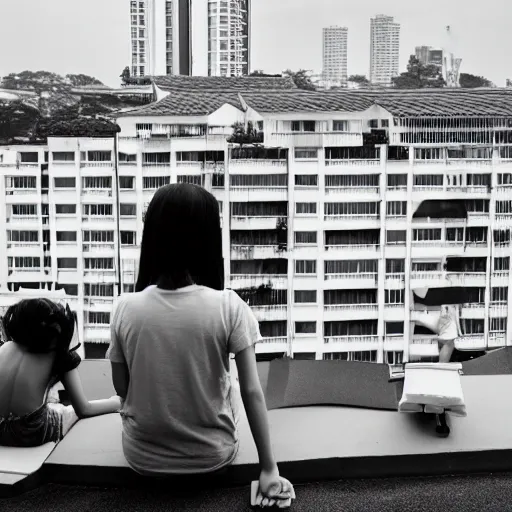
[
  {"left": 369, "top": 14, "right": 400, "bottom": 86},
  {"left": 130, "top": 0, "right": 251, "bottom": 77},
  {"left": 322, "top": 26, "right": 348, "bottom": 87},
  {"left": 1, "top": 85, "right": 512, "bottom": 365}
]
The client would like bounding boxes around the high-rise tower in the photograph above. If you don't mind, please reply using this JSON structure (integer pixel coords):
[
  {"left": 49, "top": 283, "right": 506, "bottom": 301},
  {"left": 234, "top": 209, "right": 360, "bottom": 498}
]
[
  {"left": 129, "top": 0, "right": 251, "bottom": 77},
  {"left": 369, "top": 14, "right": 400, "bottom": 86}
]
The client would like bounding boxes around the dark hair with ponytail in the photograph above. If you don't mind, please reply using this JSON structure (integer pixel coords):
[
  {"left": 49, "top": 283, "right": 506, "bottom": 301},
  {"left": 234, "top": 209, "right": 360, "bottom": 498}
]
[{"left": 3, "top": 298, "right": 76, "bottom": 354}]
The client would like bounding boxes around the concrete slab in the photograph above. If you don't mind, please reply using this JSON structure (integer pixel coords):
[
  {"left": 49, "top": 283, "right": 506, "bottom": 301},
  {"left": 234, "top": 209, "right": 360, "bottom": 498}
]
[
  {"left": 43, "top": 375, "right": 512, "bottom": 488},
  {"left": 0, "top": 443, "right": 55, "bottom": 475}
]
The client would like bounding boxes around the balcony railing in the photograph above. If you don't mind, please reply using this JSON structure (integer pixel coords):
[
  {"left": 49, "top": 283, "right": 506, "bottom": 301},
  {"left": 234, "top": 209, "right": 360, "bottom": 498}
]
[
  {"left": 325, "top": 159, "right": 380, "bottom": 167},
  {"left": 80, "top": 162, "right": 112, "bottom": 168},
  {"left": 325, "top": 187, "right": 380, "bottom": 195},
  {"left": 324, "top": 304, "right": 379, "bottom": 311},
  {"left": 325, "top": 244, "right": 380, "bottom": 252},
  {"left": 324, "top": 214, "right": 380, "bottom": 221},
  {"left": 324, "top": 272, "right": 378, "bottom": 281},
  {"left": 324, "top": 335, "right": 378, "bottom": 344},
  {"left": 260, "top": 336, "right": 288, "bottom": 344},
  {"left": 82, "top": 243, "right": 115, "bottom": 252}
]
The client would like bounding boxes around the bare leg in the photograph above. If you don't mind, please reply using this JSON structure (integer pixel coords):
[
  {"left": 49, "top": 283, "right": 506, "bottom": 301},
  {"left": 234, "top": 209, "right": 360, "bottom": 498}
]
[
  {"left": 436, "top": 339, "right": 455, "bottom": 437},
  {"left": 438, "top": 339, "right": 455, "bottom": 363}
]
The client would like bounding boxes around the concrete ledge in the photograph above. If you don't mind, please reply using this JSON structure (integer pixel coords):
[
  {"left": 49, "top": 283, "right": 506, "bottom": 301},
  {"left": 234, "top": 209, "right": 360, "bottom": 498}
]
[
  {"left": 4, "top": 371, "right": 512, "bottom": 497},
  {"left": 40, "top": 375, "right": 512, "bottom": 489}
]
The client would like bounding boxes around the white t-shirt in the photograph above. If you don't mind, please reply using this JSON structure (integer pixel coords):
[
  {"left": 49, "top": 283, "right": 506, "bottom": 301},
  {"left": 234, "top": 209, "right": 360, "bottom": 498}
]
[{"left": 107, "top": 285, "right": 262, "bottom": 476}]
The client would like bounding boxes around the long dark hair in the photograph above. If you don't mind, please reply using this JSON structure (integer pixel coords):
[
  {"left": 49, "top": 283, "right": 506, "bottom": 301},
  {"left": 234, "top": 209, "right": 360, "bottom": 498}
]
[
  {"left": 135, "top": 183, "right": 224, "bottom": 292},
  {"left": 3, "top": 298, "right": 77, "bottom": 354}
]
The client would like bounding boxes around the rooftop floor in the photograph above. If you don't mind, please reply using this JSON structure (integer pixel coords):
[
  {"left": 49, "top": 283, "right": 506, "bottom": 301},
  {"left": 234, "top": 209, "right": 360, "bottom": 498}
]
[{"left": 5, "top": 473, "right": 512, "bottom": 512}]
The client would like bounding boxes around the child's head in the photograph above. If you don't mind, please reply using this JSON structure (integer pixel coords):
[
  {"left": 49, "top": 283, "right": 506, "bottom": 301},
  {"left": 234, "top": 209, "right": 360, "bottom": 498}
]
[
  {"left": 136, "top": 183, "right": 224, "bottom": 291},
  {"left": 3, "top": 298, "right": 76, "bottom": 353}
]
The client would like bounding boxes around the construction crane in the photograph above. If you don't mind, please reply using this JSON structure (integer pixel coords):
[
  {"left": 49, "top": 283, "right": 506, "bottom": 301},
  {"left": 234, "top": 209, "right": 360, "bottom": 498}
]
[{"left": 443, "top": 25, "right": 462, "bottom": 87}]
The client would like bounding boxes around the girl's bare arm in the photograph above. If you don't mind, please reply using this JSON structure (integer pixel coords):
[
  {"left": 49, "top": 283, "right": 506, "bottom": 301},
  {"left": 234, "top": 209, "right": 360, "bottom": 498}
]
[{"left": 62, "top": 369, "right": 121, "bottom": 418}]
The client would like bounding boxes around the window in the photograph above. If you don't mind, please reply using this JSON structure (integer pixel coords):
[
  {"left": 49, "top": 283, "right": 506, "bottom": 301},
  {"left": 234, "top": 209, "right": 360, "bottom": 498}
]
[
  {"left": 295, "top": 322, "right": 316, "bottom": 334},
  {"left": 56, "top": 204, "right": 76, "bottom": 215},
  {"left": 83, "top": 204, "right": 113, "bottom": 216},
  {"left": 121, "top": 231, "right": 136, "bottom": 246},
  {"left": 230, "top": 175, "right": 287, "bottom": 187},
  {"left": 446, "top": 227, "right": 464, "bottom": 242},
  {"left": 291, "top": 121, "right": 316, "bottom": 132},
  {"left": 386, "top": 230, "right": 406, "bottom": 245},
  {"left": 83, "top": 231, "right": 114, "bottom": 243},
  {"left": 386, "top": 259, "right": 405, "bottom": 274},
  {"left": 381, "top": 119, "right": 389, "bottom": 128},
  {"left": 490, "top": 318, "right": 507, "bottom": 332},
  {"left": 7, "top": 231, "right": 38, "bottom": 242},
  {"left": 333, "top": 120, "right": 348, "bottom": 131},
  {"left": 85, "top": 151, "right": 112, "bottom": 162},
  {"left": 83, "top": 177, "right": 112, "bottom": 189},
  {"left": 413, "top": 229, "right": 442, "bottom": 242},
  {"left": 84, "top": 258, "right": 114, "bottom": 270},
  {"left": 57, "top": 258, "right": 77, "bottom": 270},
  {"left": 119, "top": 153, "right": 137, "bottom": 163},
  {"left": 494, "top": 257, "right": 510, "bottom": 272},
  {"left": 385, "top": 290, "right": 405, "bottom": 304},
  {"left": 8, "top": 256, "right": 40, "bottom": 270},
  {"left": 294, "top": 290, "right": 317, "bottom": 304},
  {"left": 414, "top": 175, "right": 443, "bottom": 187},
  {"left": 294, "top": 148, "right": 318, "bottom": 160},
  {"left": 386, "top": 201, "right": 407, "bottom": 216},
  {"left": 295, "top": 175, "right": 318, "bottom": 187},
  {"left": 56, "top": 231, "right": 77, "bottom": 242},
  {"left": 491, "top": 287, "right": 508, "bottom": 304},
  {"left": 52, "top": 152, "right": 75, "bottom": 162},
  {"left": 295, "top": 202, "right": 317, "bottom": 215},
  {"left": 295, "top": 260, "right": 317, "bottom": 275},
  {"left": 326, "top": 175, "right": 379, "bottom": 188},
  {"left": 84, "top": 284, "right": 114, "bottom": 297},
  {"left": 87, "top": 312, "right": 111, "bottom": 325},
  {"left": 54, "top": 177, "right": 76, "bottom": 188},
  {"left": 412, "top": 261, "right": 440, "bottom": 272},
  {"left": 368, "top": 119, "right": 378, "bottom": 128},
  {"left": 143, "top": 176, "right": 170, "bottom": 189},
  {"left": 324, "top": 202, "right": 380, "bottom": 217},
  {"left": 120, "top": 204, "right": 137, "bottom": 217},
  {"left": 294, "top": 231, "right": 317, "bottom": 245},
  {"left": 387, "top": 174, "right": 407, "bottom": 189},
  {"left": 6, "top": 176, "right": 36, "bottom": 189},
  {"left": 123, "top": 284, "right": 135, "bottom": 293},
  {"left": 119, "top": 176, "right": 135, "bottom": 189},
  {"left": 19, "top": 152, "right": 38, "bottom": 163},
  {"left": 57, "top": 284, "right": 78, "bottom": 296},
  {"left": 12, "top": 204, "right": 37, "bottom": 216}
]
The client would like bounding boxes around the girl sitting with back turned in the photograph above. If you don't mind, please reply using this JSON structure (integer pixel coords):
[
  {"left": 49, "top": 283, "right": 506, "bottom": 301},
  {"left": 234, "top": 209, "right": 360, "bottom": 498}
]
[
  {"left": 0, "top": 299, "right": 121, "bottom": 447},
  {"left": 108, "top": 183, "right": 293, "bottom": 507}
]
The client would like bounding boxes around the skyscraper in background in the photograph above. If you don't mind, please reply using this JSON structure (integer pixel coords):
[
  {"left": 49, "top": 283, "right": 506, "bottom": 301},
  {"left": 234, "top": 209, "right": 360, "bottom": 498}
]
[
  {"left": 415, "top": 46, "right": 444, "bottom": 68},
  {"left": 129, "top": 0, "right": 251, "bottom": 77},
  {"left": 369, "top": 14, "right": 400, "bottom": 86},
  {"left": 322, "top": 26, "right": 348, "bottom": 87}
]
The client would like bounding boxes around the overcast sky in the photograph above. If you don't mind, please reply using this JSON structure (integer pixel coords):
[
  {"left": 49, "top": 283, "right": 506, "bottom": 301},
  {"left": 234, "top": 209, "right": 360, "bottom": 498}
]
[{"left": 0, "top": 0, "right": 509, "bottom": 87}]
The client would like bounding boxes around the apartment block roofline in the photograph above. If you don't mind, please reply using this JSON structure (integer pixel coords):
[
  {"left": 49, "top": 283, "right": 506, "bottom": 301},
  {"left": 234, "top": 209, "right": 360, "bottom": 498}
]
[{"left": 117, "top": 87, "right": 512, "bottom": 118}]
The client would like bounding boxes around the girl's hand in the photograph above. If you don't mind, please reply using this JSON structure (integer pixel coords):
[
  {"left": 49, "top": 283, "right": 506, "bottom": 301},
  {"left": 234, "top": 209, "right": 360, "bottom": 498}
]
[{"left": 258, "top": 467, "right": 294, "bottom": 507}]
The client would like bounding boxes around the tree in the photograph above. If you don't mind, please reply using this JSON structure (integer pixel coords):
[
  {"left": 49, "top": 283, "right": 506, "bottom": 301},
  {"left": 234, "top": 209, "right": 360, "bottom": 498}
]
[
  {"left": 392, "top": 55, "right": 445, "bottom": 89},
  {"left": 282, "top": 69, "right": 316, "bottom": 91},
  {"left": 120, "top": 66, "right": 131, "bottom": 85},
  {"left": 249, "top": 70, "right": 281, "bottom": 77},
  {"left": 66, "top": 74, "right": 104, "bottom": 87},
  {"left": 348, "top": 75, "right": 370, "bottom": 85},
  {"left": 1, "top": 70, "right": 68, "bottom": 93},
  {"left": 0, "top": 100, "right": 40, "bottom": 141},
  {"left": 459, "top": 73, "right": 493, "bottom": 88}
]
